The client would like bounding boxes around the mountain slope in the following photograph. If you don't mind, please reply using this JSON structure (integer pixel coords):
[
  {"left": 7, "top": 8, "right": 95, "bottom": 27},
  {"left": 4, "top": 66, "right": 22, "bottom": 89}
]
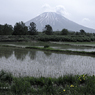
[{"left": 25, "top": 12, "right": 95, "bottom": 32}]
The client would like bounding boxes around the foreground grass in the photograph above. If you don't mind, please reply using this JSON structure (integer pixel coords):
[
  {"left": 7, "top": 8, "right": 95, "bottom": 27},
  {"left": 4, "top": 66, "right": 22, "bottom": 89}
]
[{"left": 0, "top": 70, "right": 95, "bottom": 95}]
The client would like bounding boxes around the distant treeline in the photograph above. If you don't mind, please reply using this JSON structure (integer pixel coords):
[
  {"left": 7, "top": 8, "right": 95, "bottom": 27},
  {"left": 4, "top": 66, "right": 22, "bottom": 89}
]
[{"left": 0, "top": 21, "right": 95, "bottom": 42}]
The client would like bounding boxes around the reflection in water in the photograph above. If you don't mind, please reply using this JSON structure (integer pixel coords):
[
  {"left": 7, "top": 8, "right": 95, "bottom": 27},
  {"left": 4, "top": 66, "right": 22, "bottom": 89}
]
[
  {"left": 44, "top": 51, "right": 52, "bottom": 56},
  {"left": 0, "top": 47, "right": 37, "bottom": 61},
  {"left": 14, "top": 49, "right": 28, "bottom": 61},
  {"left": 52, "top": 46, "right": 95, "bottom": 52},
  {"left": 0, "top": 47, "right": 95, "bottom": 77},
  {"left": 0, "top": 47, "right": 13, "bottom": 59},
  {"left": 29, "top": 50, "right": 36, "bottom": 60}
]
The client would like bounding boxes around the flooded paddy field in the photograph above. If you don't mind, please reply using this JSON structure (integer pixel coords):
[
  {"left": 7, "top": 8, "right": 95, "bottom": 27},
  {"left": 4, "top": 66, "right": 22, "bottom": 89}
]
[
  {"left": 0, "top": 44, "right": 95, "bottom": 78},
  {"left": 1, "top": 41, "right": 95, "bottom": 52}
]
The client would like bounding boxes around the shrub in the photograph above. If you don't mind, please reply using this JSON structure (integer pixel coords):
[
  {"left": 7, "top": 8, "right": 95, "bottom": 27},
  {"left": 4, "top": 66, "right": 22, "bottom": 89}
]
[{"left": 44, "top": 45, "right": 50, "bottom": 48}]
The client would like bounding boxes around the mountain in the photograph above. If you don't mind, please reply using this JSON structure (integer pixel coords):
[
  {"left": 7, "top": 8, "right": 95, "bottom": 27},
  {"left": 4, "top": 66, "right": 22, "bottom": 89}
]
[{"left": 25, "top": 12, "right": 95, "bottom": 32}]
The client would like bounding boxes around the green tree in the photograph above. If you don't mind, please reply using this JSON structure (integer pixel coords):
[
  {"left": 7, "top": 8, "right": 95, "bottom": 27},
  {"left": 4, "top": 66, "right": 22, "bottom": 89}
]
[
  {"left": 28, "top": 22, "right": 37, "bottom": 35},
  {"left": 61, "top": 28, "right": 69, "bottom": 35},
  {"left": 0, "top": 24, "right": 4, "bottom": 35},
  {"left": 13, "top": 21, "right": 28, "bottom": 35},
  {"left": 80, "top": 29, "right": 86, "bottom": 35},
  {"left": 0, "top": 24, "right": 13, "bottom": 35},
  {"left": 43, "top": 25, "right": 53, "bottom": 35},
  {"left": 3, "top": 24, "right": 13, "bottom": 35},
  {"left": 75, "top": 32, "right": 80, "bottom": 35}
]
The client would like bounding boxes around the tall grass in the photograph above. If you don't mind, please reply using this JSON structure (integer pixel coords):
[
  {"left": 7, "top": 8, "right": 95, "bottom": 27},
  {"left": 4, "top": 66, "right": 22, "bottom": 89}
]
[{"left": 0, "top": 70, "right": 95, "bottom": 94}]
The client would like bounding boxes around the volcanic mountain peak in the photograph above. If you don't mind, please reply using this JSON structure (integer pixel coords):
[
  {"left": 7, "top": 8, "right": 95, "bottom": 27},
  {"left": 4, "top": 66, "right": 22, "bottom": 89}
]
[{"left": 25, "top": 12, "right": 95, "bottom": 32}]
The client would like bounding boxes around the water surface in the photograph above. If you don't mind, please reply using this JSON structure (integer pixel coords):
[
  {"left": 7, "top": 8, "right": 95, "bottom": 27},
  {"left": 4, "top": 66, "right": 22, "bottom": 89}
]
[
  {"left": 0, "top": 47, "right": 95, "bottom": 77},
  {"left": 2, "top": 42, "right": 95, "bottom": 52}
]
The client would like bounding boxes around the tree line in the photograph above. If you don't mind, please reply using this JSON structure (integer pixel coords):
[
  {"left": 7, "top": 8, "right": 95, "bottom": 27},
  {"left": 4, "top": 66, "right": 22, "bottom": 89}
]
[
  {"left": 0, "top": 21, "right": 51, "bottom": 35},
  {"left": 0, "top": 21, "right": 95, "bottom": 36},
  {"left": 0, "top": 21, "right": 37, "bottom": 35}
]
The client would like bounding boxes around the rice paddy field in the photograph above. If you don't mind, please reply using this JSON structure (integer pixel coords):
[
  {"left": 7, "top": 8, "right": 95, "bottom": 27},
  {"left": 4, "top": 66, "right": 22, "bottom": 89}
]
[{"left": 0, "top": 41, "right": 95, "bottom": 94}]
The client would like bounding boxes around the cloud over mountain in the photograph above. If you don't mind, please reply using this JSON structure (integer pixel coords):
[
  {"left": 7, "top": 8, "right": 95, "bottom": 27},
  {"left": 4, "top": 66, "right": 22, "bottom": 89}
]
[
  {"left": 55, "top": 5, "right": 69, "bottom": 17},
  {"left": 41, "top": 4, "right": 69, "bottom": 18}
]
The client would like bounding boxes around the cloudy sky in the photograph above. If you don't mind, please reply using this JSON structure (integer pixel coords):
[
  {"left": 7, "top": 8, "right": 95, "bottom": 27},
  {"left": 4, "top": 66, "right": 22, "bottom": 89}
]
[{"left": 0, "top": 0, "right": 95, "bottom": 29}]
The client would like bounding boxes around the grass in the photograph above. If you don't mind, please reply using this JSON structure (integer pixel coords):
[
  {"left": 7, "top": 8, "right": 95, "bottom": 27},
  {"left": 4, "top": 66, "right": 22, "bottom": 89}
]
[
  {"left": 1, "top": 41, "right": 95, "bottom": 47},
  {"left": 0, "top": 70, "right": 95, "bottom": 95},
  {"left": 1, "top": 43, "right": 95, "bottom": 57},
  {"left": 26, "top": 46, "right": 95, "bottom": 56},
  {"left": 51, "top": 41, "right": 95, "bottom": 47},
  {"left": 51, "top": 41, "right": 95, "bottom": 44}
]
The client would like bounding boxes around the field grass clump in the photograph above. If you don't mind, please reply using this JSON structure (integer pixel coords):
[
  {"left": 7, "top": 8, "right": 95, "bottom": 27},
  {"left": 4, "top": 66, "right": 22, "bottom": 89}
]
[
  {"left": 44, "top": 45, "right": 50, "bottom": 48},
  {"left": 0, "top": 70, "right": 95, "bottom": 94},
  {"left": 11, "top": 78, "right": 31, "bottom": 94},
  {"left": 0, "top": 70, "right": 13, "bottom": 83}
]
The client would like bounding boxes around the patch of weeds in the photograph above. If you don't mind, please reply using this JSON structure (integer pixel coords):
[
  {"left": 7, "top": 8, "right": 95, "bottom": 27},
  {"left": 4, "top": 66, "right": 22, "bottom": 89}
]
[
  {"left": 57, "top": 75, "right": 77, "bottom": 87},
  {"left": 44, "top": 45, "right": 50, "bottom": 48},
  {"left": 78, "top": 74, "right": 87, "bottom": 84},
  {"left": 11, "top": 78, "right": 31, "bottom": 94},
  {"left": 85, "top": 75, "right": 95, "bottom": 94},
  {"left": 0, "top": 71, "right": 95, "bottom": 95},
  {"left": 0, "top": 70, "right": 13, "bottom": 83}
]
